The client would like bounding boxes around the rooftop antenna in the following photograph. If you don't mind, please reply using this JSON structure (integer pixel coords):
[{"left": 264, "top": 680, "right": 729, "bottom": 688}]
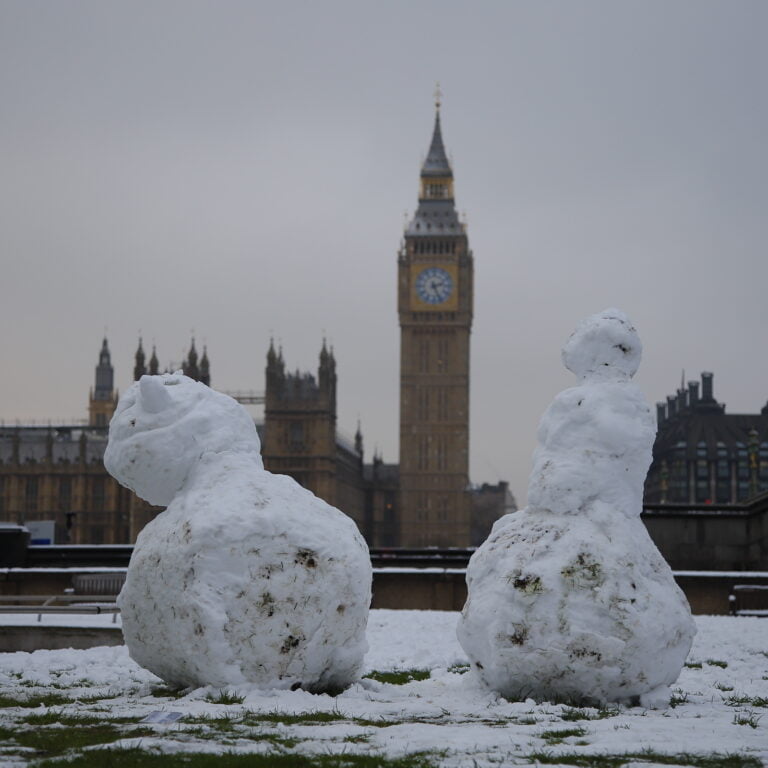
[{"left": 434, "top": 81, "right": 442, "bottom": 111}]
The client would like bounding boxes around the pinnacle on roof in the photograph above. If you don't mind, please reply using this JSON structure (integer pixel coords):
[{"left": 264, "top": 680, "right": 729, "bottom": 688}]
[
  {"left": 421, "top": 99, "right": 452, "bottom": 178},
  {"left": 94, "top": 337, "right": 114, "bottom": 400},
  {"left": 149, "top": 345, "right": 159, "bottom": 375},
  {"left": 134, "top": 337, "right": 147, "bottom": 381}
]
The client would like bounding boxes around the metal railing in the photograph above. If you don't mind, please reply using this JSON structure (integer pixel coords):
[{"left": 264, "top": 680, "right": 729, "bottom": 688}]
[{"left": 0, "top": 594, "right": 119, "bottom": 623}]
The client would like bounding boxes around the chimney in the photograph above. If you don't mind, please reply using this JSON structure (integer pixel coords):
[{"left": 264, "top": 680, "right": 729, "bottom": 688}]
[
  {"left": 688, "top": 380, "right": 699, "bottom": 407},
  {"left": 656, "top": 402, "right": 667, "bottom": 425},
  {"left": 667, "top": 395, "right": 677, "bottom": 418},
  {"left": 702, "top": 372, "right": 714, "bottom": 401}
]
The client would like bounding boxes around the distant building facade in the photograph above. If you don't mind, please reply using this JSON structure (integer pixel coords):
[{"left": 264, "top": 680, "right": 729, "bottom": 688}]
[
  {"left": 0, "top": 337, "right": 212, "bottom": 544},
  {"left": 1, "top": 339, "right": 129, "bottom": 544},
  {"left": 645, "top": 372, "right": 768, "bottom": 505},
  {"left": 261, "top": 341, "right": 366, "bottom": 535}
]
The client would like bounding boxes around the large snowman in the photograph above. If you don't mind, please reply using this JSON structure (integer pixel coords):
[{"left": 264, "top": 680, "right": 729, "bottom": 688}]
[
  {"left": 105, "top": 373, "right": 371, "bottom": 693},
  {"left": 457, "top": 309, "right": 695, "bottom": 706}
]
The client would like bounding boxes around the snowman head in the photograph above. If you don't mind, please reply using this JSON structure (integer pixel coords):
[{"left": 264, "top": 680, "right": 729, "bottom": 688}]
[
  {"left": 562, "top": 308, "right": 642, "bottom": 382},
  {"left": 104, "top": 373, "right": 262, "bottom": 506}
]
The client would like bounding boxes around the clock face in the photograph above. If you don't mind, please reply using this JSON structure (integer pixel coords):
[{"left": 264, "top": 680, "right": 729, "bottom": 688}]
[{"left": 415, "top": 267, "right": 454, "bottom": 305}]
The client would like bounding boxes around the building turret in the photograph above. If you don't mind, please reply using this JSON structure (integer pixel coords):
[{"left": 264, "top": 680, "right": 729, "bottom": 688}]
[
  {"left": 183, "top": 338, "right": 200, "bottom": 381},
  {"left": 318, "top": 340, "right": 337, "bottom": 415},
  {"left": 134, "top": 338, "right": 147, "bottom": 381},
  {"left": 88, "top": 338, "right": 117, "bottom": 427},
  {"left": 149, "top": 345, "right": 159, "bottom": 375},
  {"left": 266, "top": 339, "right": 285, "bottom": 391},
  {"left": 200, "top": 346, "right": 210, "bottom": 386}
]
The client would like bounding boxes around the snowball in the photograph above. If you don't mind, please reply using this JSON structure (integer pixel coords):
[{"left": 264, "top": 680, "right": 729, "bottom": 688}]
[
  {"left": 457, "top": 309, "right": 696, "bottom": 705},
  {"left": 106, "top": 374, "right": 372, "bottom": 693},
  {"left": 562, "top": 308, "right": 641, "bottom": 382}
]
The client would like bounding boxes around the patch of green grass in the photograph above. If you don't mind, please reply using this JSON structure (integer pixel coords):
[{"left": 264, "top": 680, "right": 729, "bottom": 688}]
[
  {"left": 514, "top": 715, "right": 539, "bottom": 725},
  {"left": 685, "top": 661, "right": 703, "bottom": 669},
  {"left": 180, "top": 713, "right": 238, "bottom": 732},
  {"left": 344, "top": 733, "right": 372, "bottom": 744},
  {"left": 723, "top": 694, "right": 753, "bottom": 707},
  {"left": 0, "top": 723, "right": 155, "bottom": 758},
  {"left": 539, "top": 726, "right": 589, "bottom": 743},
  {"left": 732, "top": 710, "right": 762, "bottom": 728},
  {"left": 204, "top": 689, "right": 245, "bottom": 705},
  {"left": 705, "top": 660, "right": 728, "bottom": 668},
  {"left": 21, "top": 712, "right": 140, "bottom": 727},
  {"left": 149, "top": 684, "right": 187, "bottom": 699},
  {"left": 242, "top": 709, "right": 348, "bottom": 726},
  {"left": 669, "top": 691, "right": 689, "bottom": 708},
  {"left": 447, "top": 663, "right": 469, "bottom": 674},
  {"left": 0, "top": 692, "right": 73, "bottom": 708},
  {"left": 173, "top": 726, "right": 237, "bottom": 744},
  {"left": 38, "top": 748, "right": 441, "bottom": 767},
  {"left": 364, "top": 669, "right": 431, "bottom": 685},
  {"left": 714, "top": 683, "right": 734, "bottom": 692},
  {"left": 49, "top": 678, "right": 96, "bottom": 690},
  {"left": 178, "top": 725, "right": 299, "bottom": 749},
  {"left": 724, "top": 694, "right": 768, "bottom": 708},
  {"left": 526, "top": 751, "right": 762, "bottom": 768},
  {"left": 560, "top": 706, "right": 619, "bottom": 721},
  {"left": 240, "top": 732, "right": 299, "bottom": 749}
]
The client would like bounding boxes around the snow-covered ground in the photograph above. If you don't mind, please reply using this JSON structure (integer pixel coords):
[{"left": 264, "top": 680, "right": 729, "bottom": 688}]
[{"left": 0, "top": 610, "right": 766, "bottom": 767}]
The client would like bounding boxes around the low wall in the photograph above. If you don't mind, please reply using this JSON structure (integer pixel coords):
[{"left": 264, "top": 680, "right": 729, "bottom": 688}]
[
  {"left": 0, "top": 626, "right": 123, "bottom": 653},
  {"left": 372, "top": 569, "right": 467, "bottom": 611},
  {"left": 3, "top": 566, "right": 767, "bottom": 615}
]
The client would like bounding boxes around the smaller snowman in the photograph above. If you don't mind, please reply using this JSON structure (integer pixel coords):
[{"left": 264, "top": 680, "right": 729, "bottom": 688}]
[
  {"left": 105, "top": 373, "right": 371, "bottom": 693},
  {"left": 457, "top": 309, "right": 695, "bottom": 706}
]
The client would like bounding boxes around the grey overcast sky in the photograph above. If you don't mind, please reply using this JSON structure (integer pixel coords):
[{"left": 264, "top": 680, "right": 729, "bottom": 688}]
[{"left": 1, "top": 0, "right": 767, "bottom": 504}]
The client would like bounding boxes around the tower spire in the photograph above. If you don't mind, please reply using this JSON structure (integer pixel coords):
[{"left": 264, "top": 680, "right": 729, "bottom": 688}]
[
  {"left": 149, "top": 345, "right": 159, "bottom": 375},
  {"left": 89, "top": 337, "right": 117, "bottom": 426},
  {"left": 407, "top": 90, "right": 460, "bottom": 233},
  {"left": 184, "top": 337, "right": 200, "bottom": 381},
  {"left": 200, "top": 345, "right": 210, "bottom": 386},
  {"left": 134, "top": 337, "right": 147, "bottom": 381},
  {"left": 421, "top": 95, "right": 452, "bottom": 180}
]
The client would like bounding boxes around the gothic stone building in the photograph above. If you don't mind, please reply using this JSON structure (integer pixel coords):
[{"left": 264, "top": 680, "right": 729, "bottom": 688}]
[{"left": 0, "top": 338, "right": 211, "bottom": 544}]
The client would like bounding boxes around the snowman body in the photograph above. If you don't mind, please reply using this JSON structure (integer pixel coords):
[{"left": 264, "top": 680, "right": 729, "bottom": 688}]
[
  {"left": 457, "top": 309, "right": 695, "bottom": 705},
  {"left": 105, "top": 373, "right": 371, "bottom": 692}
]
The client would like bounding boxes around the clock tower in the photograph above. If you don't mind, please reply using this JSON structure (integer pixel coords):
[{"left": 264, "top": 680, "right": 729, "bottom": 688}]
[{"left": 398, "top": 97, "right": 473, "bottom": 547}]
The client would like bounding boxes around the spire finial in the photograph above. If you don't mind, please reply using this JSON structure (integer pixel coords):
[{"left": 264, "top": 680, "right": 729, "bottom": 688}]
[{"left": 434, "top": 81, "right": 442, "bottom": 111}]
